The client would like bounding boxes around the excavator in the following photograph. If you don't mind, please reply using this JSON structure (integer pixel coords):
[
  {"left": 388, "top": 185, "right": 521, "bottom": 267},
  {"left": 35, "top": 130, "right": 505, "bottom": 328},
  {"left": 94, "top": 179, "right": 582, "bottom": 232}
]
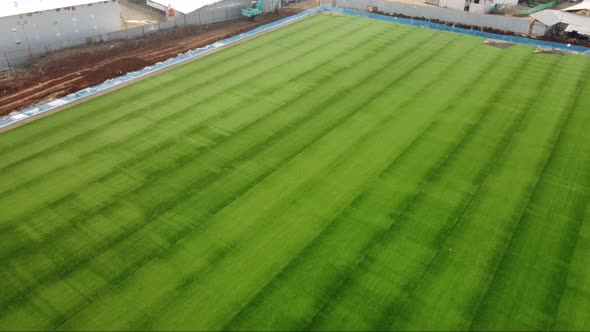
[{"left": 241, "top": 0, "right": 281, "bottom": 21}]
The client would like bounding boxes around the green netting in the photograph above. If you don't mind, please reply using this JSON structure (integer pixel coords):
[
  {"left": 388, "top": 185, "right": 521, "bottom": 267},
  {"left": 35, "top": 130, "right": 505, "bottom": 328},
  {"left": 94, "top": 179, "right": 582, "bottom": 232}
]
[{"left": 514, "top": 0, "right": 557, "bottom": 16}]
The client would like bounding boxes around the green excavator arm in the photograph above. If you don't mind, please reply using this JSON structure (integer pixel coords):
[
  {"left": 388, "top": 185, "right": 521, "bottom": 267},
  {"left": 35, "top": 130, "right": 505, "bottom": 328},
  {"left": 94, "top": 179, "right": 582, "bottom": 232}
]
[
  {"left": 241, "top": 0, "right": 280, "bottom": 19},
  {"left": 241, "top": 0, "right": 266, "bottom": 18}
]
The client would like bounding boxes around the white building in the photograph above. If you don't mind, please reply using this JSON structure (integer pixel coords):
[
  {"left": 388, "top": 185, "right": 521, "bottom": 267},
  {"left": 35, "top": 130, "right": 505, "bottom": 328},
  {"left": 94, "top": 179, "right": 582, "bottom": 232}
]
[
  {"left": 146, "top": 0, "right": 224, "bottom": 15},
  {"left": 429, "top": 0, "right": 517, "bottom": 14},
  {"left": 0, "top": 0, "right": 121, "bottom": 66},
  {"left": 531, "top": 8, "right": 590, "bottom": 36},
  {"left": 146, "top": 0, "right": 262, "bottom": 18}
]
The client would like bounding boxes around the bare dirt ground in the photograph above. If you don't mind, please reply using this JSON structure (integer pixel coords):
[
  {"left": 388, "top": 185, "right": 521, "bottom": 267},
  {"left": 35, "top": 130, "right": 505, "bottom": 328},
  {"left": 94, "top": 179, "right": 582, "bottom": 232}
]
[
  {"left": 0, "top": 2, "right": 316, "bottom": 117},
  {"left": 120, "top": 0, "right": 165, "bottom": 29}
]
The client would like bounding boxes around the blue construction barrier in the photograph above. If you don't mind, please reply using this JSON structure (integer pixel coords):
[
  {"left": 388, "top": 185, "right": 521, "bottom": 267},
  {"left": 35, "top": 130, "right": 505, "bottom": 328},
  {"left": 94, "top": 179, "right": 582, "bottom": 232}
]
[{"left": 1, "top": 6, "right": 588, "bottom": 131}]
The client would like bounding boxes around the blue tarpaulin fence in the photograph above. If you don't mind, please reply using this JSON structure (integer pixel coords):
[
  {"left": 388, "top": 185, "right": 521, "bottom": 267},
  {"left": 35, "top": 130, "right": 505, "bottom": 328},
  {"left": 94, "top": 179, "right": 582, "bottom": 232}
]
[{"left": 1, "top": 6, "right": 588, "bottom": 131}]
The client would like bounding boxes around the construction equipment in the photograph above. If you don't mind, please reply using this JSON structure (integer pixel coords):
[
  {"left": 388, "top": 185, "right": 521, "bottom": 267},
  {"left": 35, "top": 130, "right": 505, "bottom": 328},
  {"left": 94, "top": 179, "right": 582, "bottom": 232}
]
[{"left": 241, "top": 0, "right": 281, "bottom": 21}]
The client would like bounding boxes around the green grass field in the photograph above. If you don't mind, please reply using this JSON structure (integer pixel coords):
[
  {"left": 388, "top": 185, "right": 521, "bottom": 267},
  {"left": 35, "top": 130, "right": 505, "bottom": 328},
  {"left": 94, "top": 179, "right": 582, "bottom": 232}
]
[{"left": 1, "top": 13, "right": 590, "bottom": 331}]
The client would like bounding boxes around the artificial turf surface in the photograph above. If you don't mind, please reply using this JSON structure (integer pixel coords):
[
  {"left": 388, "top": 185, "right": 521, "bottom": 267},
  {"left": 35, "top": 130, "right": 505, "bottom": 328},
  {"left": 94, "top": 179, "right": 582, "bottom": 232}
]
[{"left": 1, "top": 13, "right": 590, "bottom": 331}]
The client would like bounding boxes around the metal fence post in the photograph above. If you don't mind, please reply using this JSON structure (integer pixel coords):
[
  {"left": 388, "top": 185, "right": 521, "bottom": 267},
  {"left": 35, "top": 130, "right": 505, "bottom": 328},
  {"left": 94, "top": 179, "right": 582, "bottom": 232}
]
[{"left": 4, "top": 53, "right": 11, "bottom": 70}]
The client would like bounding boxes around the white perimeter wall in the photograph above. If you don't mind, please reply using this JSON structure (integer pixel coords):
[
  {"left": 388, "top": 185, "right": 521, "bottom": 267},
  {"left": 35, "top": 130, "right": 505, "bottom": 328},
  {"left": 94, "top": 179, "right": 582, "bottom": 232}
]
[
  {"left": 495, "top": 0, "right": 519, "bottom": 5},
  {"left": 469, "top": 2, "right": 490, "bottom": 14},
  {"left": 169, "top": 0, "right": 276, "bottom": 24},
  {"left": 0, "top": 0, "right": 121, "bottom": 53},
  {"left": 438, "top": 0, "right": 465, "bottom": 11},
  {"left": 332, "top": 0, "right": 535, "bottom": 35}
]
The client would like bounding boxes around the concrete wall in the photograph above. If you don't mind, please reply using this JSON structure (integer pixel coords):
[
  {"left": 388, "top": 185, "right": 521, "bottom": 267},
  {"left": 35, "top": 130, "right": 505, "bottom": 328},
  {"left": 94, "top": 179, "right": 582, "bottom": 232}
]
[
  {"left": 146, "top": 0, "right": 167, "bottom": 11},
  {"left": 0, "top": 0, "right": 257, "bottom": 71},
  {"left": 335, "top": 0, "right": 535, "bottom": 35},
  {"left": 531, "top": 20, "right": 551, "bottom": 35},
  {"left": 0, "top": 0, "right": 121, "bottom": 69},
  {"left": 0, "top": 0, "right": 544, "bottom": 71},
  {"left": 160, "top": 0, "right": 275, "bottom": 22},
  {"left": 469, "top": 2, "right": 494, "bottom": 14},
  {"left": 0, "top": 1, "right": 121, "bottom": 53},
  {"left": 439, "top": 0, "right": 465, "bottom": 11},
  {"left": 428, "top": 0, "right": 503, "bottom": 13},
  {"left": 175, "top": 0, "right": 252, "bottom": 25},
  {"left": 495, "top": 0, "right": 518, "bottom": 5}
]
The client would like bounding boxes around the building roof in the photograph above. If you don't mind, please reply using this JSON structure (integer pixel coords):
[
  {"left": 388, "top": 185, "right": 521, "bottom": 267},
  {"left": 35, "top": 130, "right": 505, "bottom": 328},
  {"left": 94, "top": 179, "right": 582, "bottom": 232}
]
[
  {"left": 560, "top": 10, "right": 590, "bottom": 26},
  {"left": 147, "top": 0, "right": 226, "bottom": 14},
  {"left": 0, "top": 0, "right": 109, "bottom": 18},
  {"left": 530, "top": 9, "right": 561, "bottom": 26},
  {"left": 562, "top": 0, "right": 590, "bottom": 12},
  {"left": 532, "top": 9, "right": 590, "bottom": 36},
  {"left": 565, "top": 23, "right": 590, "bottom": 35},
  {"left": 532, "top": 9, "right": 590, "bottom": 24}
]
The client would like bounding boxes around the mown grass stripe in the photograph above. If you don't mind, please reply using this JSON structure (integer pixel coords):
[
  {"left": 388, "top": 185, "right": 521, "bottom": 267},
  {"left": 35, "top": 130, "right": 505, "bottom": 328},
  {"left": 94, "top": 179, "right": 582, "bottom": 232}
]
[
  {"left": 553, "top": 200, "right": 590, "bottom": 330},
  {"left": 0, "top": 22, "right": 428, "bottom": 328},
  {"left": 223, "top": 38, "right": 495, "bottom": 331},
  {"left": 0, "top": 18, "right": 374, "bottom": 225},
  {"left": 0, "top": 19, "right": 389, "bottom": 261},
  {"left": 469, "top": 59, "right": 590, "bottom": 330},
  {"left": 0, "top": 18, "right": 414, "bottom": 272},
  {"left": 0, "top": 17, "right": 347, "bottom": 175},
  {"left": 379, "top": 53, "right": 560, "bottom": 327},
  {"left": 0, "top": 17, "right": 353, "bottom": 185},
  {"left": 0, "top": 23, "right": 395, "bottom": 229},
  {"left": 305, "top": 48, "right": 536, "bottom": 331},
  {"left": 1, "top": 31, "right": 402, "bottom": 314},
  {"left": 0, "top": 15, "right": 336, "bottom": 155},
  {"left": 2, "top": 14, "right": 589, "bottom": 331},
  {"left": 389, "top": 55, "right": 578, "bottom": 330},
  {"left": 54, "top": 29, "right": 458, "bottom": 332},
  {"left": 124, "top": 33, "right": 470, "bottom": 331}
]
